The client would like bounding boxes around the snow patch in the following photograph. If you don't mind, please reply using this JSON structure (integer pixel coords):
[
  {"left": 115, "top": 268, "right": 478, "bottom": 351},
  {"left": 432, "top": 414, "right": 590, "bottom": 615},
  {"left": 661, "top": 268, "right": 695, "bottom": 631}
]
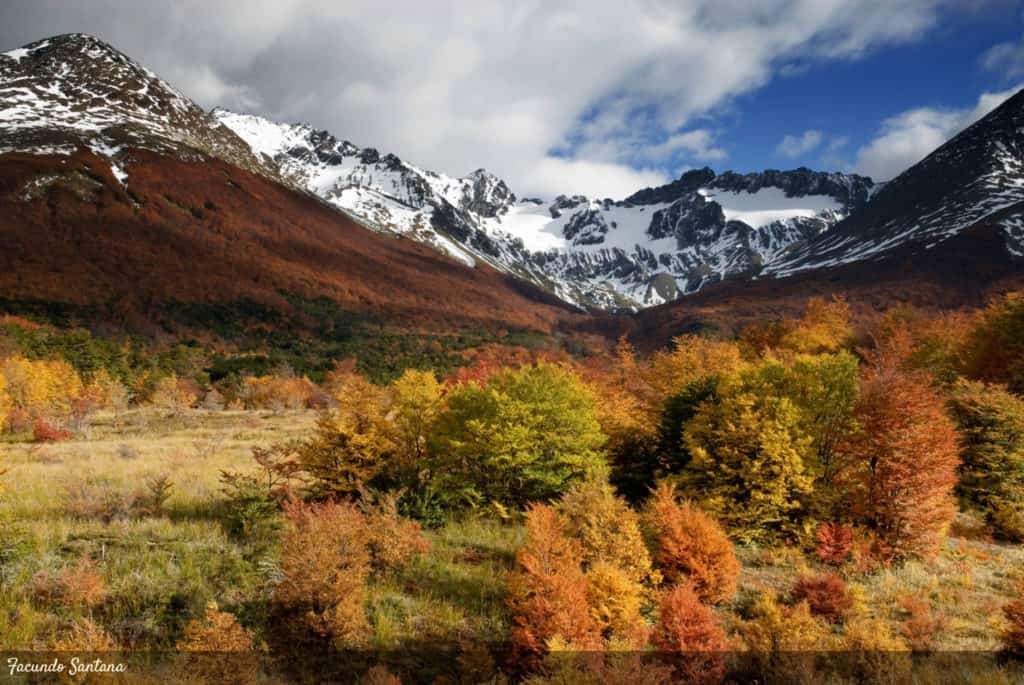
[{"left": 699, "top": 187, "right": 841, "bottom": 228}]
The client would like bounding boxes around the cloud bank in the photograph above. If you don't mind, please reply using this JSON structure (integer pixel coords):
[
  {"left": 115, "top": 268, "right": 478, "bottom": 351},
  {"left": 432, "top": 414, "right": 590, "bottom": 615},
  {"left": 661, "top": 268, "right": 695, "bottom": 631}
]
[{"left": 0, "top": 0, "right": 992, "bottom": 197}]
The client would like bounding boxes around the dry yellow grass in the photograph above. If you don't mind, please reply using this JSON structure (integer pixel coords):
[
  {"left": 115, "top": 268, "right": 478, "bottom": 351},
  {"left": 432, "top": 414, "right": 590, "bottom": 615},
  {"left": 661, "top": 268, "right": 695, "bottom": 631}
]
[{"left": 0, "top": 409, "right": 315, "bottom": 520}]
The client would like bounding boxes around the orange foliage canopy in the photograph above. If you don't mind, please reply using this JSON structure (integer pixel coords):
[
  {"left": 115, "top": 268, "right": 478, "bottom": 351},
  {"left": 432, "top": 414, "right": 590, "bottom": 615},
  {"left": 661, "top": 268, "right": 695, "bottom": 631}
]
[
  {"left": 643, "top": 484, "right": 739, "bottom": 605},
  {"left": 836, "top": 358, "right": 960, "bottom": 562},
  {"left": 507, "top": 503, "right": 601, "bottom": 662},
  {"left": 650, "top": 584, "right": 728, "bottom": 685}
]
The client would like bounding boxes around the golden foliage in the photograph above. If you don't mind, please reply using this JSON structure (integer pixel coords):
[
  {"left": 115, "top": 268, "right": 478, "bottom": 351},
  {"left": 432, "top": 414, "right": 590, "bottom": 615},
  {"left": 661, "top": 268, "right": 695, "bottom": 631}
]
[
  {"left": 778, "top": 296, "right": 851, "bottom": 354},
  {"left": 738, "top": 591, "right": 834, "bottom": 653},
  {"left": 0, "top": 354, "right": 84, "bottom": 419},
  {"left": 0, "top": 372, "right": 10, "bottom": 434},
  {"left": 645, "top": 335, "right": 743, "bottom": 401},
  {"left": 299, "top": 372, "right": 393, "bottom": 499},
  {"left": 362, "top": 490, "right": 431, "bottom": 573},
  {"left": 643, "top": 484, "right": 739, "bottom": 604},
  {"left": 585, "top": 561, "right": 648, "bottom": 648},
  {"left": 560, "top": 478, "right": 653, "bottom": 585},
  {"left": 388, "top": 368, "right": 443, "bottom": 467},
  {"left": 580, "top": 337, "right": 659, "bottom": 460},
  {"left": 33, "top": 555, "right": 107, "bottom": 609},
  {"left": 682, "top": 388, "right": 816, "bottom": 544},
  {"left": 177, "top": 602, "right": 259, "bottom": 685},
  {"left": 840, "top": 617, "right": 911, "bottom": 683},
  {"left": 178, "top": 601, "right": 256, "bottom": 652},
  {"left": 360, "top": 665, "right": 402, "bottom": 685},
  {"left": 238, "top": 374, "right": 322, "bottom": 410},
  {"left": 51, "top": 618, "right": 117, "bottom": 651},
  {"left": 149, "top": 373, "right": 197, "bottom": 415}
]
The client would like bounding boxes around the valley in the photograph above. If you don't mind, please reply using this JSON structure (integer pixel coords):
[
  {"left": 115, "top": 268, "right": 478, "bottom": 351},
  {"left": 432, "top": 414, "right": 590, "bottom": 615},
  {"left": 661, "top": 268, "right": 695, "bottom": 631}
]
[{"left": 2, "top": 27, "right": 1024, "bottom": 685}]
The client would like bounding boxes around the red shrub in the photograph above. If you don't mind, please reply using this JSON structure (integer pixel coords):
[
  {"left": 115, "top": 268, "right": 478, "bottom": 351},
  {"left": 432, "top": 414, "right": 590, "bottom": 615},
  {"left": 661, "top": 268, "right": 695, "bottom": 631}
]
[
  {"left": 791, "top": 573, "right": 853, "bottom": 623},
  {"left": 362, "top": 491, "right": 431, "bottom": 573},
  {"left": 815, "top": 522, "right": 854, "bottom": 565},
  {"left": 835, "top": 361, "right": 960, "bottom": 562},
  {"left": 1004, "top": 593, "right": 1024, "bottom": 656},
  {"left": 651, "top": 584, "right": 728, "bottom": 685},
  {"left": 32, "top": 417, "right": 72, "bottom": 443},
  {"left": 272, "top": 499, "right": 372, "bottom": 648},
  {"left": 899, "top": 596, "right": 945, "bottom": 651}
]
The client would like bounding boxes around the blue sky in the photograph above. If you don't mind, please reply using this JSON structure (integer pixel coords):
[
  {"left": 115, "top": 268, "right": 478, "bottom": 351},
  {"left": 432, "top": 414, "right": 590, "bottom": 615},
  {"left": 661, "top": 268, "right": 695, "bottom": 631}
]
[
  {"left": 712, "top": 3, "right": 1023, "bottom": 178},
  {"left": 3, "top": 1, "right": 1024, "bottom": 195},
  {"left": 559, "top": 1, "right": 1024, "bottom": 185}
]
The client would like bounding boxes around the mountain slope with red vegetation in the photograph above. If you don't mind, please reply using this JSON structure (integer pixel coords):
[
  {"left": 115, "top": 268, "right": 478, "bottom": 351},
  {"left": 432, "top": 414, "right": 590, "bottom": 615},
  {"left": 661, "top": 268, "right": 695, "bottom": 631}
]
[{"left": 0, "top": 148, "right": 579, "bottom": 336}]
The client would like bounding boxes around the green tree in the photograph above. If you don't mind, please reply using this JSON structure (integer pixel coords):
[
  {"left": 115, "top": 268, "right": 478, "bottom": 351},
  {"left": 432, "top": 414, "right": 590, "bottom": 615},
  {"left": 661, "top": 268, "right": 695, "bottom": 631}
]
[
  {"left": 429, "top": 362, "right": 606, "bottom": 508},
  {"left": 681, "top": 388, "right": 815, "bottom": 544},
  {"left": 949, "top": 379, "right": 1024, "bottom": 541}
]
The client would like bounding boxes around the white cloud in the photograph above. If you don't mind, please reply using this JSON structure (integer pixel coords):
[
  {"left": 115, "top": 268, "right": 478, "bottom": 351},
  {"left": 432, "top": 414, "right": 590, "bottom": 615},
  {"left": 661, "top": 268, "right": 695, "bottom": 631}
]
[
  {"left": 819, "top": 136, "right": 850, "bottom": 170},
  {"left": 854, "top": 85, "right": 1020, "bottom": 181},
  {"left": 531, "top": 157, "right": 668, "bottom": 200},
  {"left": 981, "top": 35, "right": 1024, "bottom": 79},
  {"left": 645, "top": 130, "right": 728, "bottom": 161},
  {"left": 776, "top": 130, "right": 823, "bottom": 158},
  {"left": 0, "top": 0, "right": 991, "bottom": 197}
]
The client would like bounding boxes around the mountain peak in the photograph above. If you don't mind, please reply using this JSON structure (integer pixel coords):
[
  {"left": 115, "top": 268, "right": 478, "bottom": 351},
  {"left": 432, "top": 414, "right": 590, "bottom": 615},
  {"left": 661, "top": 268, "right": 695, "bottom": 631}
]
[
  {"left": 0, "top": 33, "right": 271, "bottom": 178},
  {"left": 768, "top": 85, "right": 1024, "bottom": 277}
]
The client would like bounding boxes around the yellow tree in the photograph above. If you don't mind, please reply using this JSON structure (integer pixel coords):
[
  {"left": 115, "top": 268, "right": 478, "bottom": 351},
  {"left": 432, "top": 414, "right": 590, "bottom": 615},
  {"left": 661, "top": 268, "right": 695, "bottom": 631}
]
[
  {"left": 430, "top": 362, "right": 606, "bottom": 508},
  {"left": 682, "top": 386, "right": 816, "bottom": 544},
  {"left": 559, "top": 477, "right": 653, "bottom": 586},
  {"left": 0, "top": 355, "right": 84, "bottom": 418},
  {"left": 579, "top": 338, "right": 661, "bottom": 502},
  {"left": 779, "top": 296, "right": 851, "bottom": 354},
  {"left": 150, "top": 374, "right": 197, "bottom": 416},
  {"left": 644, "top": 335, "right": 743, "bottom": 402},
  {"left": 299, "top": 371, "right": 393, "bottom": 499},
  {"left": 389, "top": 369, "right": 443, "bottom": 467}
]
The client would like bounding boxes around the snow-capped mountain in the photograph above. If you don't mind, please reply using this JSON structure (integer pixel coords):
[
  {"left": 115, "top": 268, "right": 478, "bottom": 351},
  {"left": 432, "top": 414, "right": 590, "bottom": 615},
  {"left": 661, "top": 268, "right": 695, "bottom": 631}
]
[
  {"left": 6, "top": 33, "right": 1019, "bottom": 316},
  {"left": 769, "top": 88, "right": 1024, "bottom": 277},
  {"left": 211, "top": 109, "right": 523, "bottom": 271},
  {"left": 215, "top": 109, "right": 875, "bottom": 309},
  {"left": 0, "top": 34, "right": 275, "bottom": 185}
]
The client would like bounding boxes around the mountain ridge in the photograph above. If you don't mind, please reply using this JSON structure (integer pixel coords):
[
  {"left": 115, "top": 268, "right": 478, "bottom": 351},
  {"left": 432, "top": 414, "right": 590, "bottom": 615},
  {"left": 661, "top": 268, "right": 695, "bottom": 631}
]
[
  {"left": 1, "top": 32, "right": 1022, "bottom": 337},
  {"left": 215, "top": 108, "right": 875, "bottom": 309}
]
